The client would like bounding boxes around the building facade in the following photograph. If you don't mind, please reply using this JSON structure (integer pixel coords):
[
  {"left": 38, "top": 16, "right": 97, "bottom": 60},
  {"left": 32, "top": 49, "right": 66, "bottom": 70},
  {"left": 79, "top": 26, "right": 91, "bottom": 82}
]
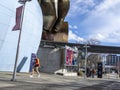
[
  {"left": 104, "top": 54, "right": 120, "bottom": 73},
  {"left": 0, "top": 0, "right": 43, "bottom": 72},
  {"left": 106, "top": 55, "right": 120, "bottom": 66}
]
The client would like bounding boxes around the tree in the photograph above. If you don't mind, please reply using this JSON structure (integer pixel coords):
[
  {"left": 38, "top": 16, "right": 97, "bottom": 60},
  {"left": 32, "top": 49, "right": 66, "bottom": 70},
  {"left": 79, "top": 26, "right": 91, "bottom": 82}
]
[{"left": 85, "top": 38, "right": 101, "bottom": 45}]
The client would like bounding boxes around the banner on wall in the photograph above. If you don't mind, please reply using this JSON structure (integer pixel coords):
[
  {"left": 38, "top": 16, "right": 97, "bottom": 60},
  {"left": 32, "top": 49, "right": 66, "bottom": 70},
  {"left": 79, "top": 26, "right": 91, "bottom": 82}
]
[
  {"left": 66, "top": 49, "right": 73, "bottom": 65},
  {"left": 65, "top": 46, "right": 78, "bottom": 65},
  {"left": 12, "top": 5, "right": 23, "bottom": 31},
  {"left": 65, "top": 46, "right": 78, "bottom": 66},
  {"left": 29, "top": 53, "right": 36, "bottom": 72}
]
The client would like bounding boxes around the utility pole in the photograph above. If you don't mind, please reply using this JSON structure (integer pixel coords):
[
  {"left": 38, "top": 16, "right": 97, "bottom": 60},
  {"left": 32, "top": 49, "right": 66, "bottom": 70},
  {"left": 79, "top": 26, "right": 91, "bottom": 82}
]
[
  {"left": 83, "top": 44, "right": 90, "bottom": 79},
  {"left": 11, "top": 0, "right": 32, "bottom": 81}
]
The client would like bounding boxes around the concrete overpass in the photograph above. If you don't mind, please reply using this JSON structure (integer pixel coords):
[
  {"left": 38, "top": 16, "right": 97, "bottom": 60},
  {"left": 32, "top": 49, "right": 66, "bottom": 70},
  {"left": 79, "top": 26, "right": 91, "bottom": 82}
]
[{"left": 40, "top": 40, "right": 120, "bottom": 54}]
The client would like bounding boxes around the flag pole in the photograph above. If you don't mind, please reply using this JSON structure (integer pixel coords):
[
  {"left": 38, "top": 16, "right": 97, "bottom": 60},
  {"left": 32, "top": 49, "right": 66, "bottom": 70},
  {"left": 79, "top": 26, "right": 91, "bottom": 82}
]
[{"left": 11, "top": 0, "right": 31, "bottom": 81}]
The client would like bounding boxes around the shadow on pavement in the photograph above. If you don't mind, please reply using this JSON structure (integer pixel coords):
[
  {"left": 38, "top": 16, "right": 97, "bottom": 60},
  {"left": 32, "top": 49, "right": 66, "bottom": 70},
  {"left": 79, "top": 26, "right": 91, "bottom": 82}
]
[
  {"left": 75, "top": 81, "right": 120, "bottom": 90},
  {"left": 0, "top": 79, "right": 120, "bottom": 90}
]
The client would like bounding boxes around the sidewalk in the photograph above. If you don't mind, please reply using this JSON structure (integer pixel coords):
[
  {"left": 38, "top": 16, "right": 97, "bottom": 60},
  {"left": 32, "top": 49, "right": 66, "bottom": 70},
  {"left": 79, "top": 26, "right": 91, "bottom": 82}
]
[{"left": 0, "top": 71, "right": 120, "bottom": 90}]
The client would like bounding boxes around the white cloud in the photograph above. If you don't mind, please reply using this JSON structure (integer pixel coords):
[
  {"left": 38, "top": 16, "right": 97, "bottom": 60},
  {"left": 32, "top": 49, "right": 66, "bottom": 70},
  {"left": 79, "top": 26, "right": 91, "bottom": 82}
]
[
  {"left": 73, "top": 25, "right": 78, "bottom": 29},
  {"left": 68, "top": 0, "right": 96, "bottom": 17},
  {"left": 68, "top": 30, "right": 84, "bottom": 43},
  {"left": 95, "top": 0, "right": 120, "bottom": 13},
  {"left": 78, "top": 0, "right": 120, "bottom": 45},
  {"left": 69, "top": 25, "right": 78, "bottom": 29}
]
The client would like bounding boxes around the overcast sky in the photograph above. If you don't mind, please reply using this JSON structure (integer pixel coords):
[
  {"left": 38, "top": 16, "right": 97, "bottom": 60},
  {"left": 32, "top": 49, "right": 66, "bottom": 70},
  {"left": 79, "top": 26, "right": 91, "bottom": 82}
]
[{"left": 65, "top": 0, "right": 120, "bottom": 46}]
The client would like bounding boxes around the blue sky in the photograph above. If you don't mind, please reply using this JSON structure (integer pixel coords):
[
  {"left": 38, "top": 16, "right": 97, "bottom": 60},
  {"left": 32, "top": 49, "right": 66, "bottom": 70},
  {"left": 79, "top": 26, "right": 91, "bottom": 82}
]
[{"left": 65, "top": 0, "right": 120, "bottom": 46}]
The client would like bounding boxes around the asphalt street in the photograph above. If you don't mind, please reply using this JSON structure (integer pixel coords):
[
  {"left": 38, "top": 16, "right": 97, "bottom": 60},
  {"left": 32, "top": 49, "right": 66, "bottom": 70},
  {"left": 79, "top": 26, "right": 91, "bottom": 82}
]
[{"left": 0, "top": 72, "right": 120, "bottom": 90}]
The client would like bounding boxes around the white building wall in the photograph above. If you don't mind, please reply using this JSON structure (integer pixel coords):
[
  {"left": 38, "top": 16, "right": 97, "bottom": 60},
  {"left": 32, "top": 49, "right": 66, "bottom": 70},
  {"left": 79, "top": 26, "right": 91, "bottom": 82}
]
[{"left": 0, "top": 0, "right": 43, "bottom": 72}]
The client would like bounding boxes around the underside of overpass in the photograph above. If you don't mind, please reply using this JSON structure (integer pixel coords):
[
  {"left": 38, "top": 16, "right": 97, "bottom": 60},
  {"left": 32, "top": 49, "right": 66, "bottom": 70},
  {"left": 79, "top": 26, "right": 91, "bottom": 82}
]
[{"left": 40, "top": 40, "right": 120, "bottom": 54}]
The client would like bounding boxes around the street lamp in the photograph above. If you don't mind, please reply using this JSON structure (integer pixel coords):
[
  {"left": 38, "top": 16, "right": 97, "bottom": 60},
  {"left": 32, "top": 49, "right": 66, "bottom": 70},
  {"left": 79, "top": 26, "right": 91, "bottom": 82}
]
[
  {"left": 83, "top": 44, "right": 90, "bottom": 79},
  {"left": 11, "top": 0, "right": 32, "bottom": 81}
]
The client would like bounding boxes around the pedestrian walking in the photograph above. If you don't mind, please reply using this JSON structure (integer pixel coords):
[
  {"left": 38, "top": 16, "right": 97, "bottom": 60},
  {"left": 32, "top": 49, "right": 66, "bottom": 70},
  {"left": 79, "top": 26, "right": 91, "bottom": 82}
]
[
  {"left": 30, "top": 57, "right": 40, "bottom": 78},
  {"left": 91, "top": 69, "right": 95, "bottom": 78}
]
